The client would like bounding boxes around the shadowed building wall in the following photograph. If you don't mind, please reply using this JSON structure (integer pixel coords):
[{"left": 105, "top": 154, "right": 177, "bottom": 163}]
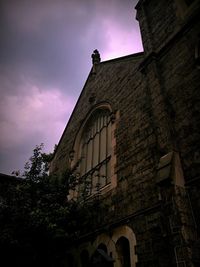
[{"left": 50, "top": 0, "right": 200, "bottom": 266}]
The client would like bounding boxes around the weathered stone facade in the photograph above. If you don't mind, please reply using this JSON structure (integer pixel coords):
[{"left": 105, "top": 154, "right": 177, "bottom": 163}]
[{"left": 50, "top": 0, "right": 200, "bottom": 266}]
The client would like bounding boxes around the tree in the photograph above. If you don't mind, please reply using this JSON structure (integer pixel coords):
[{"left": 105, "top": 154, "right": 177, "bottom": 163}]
[{"left": 0, "top": 144, "right": 91, "bottom": 267}]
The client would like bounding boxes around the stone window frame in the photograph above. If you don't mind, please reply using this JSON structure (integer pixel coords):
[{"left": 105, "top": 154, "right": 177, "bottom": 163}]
[{"left": 70, "top": 103, "right": 118, "bottom": 198}]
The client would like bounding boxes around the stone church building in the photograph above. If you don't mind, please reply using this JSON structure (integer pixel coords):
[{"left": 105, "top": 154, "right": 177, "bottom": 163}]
[{"left": 50, "top": 0, "right": 200, "bottom": 266}]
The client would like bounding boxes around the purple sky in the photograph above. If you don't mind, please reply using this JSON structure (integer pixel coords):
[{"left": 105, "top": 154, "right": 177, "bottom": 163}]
[{"left": 0, "top": 0, "right": 143, "bottom": 175}]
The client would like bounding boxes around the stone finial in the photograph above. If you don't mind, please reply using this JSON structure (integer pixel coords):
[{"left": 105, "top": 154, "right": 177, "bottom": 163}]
[{"left": 91, "top": 49, "right": 101, "bottom": 65}]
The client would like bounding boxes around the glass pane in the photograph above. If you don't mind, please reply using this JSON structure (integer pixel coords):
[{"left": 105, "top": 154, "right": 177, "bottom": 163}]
[
  {"left": 89, "top": 127, "right": 92, "bottom": 140},
  {"left": 91, "top": 124, "right": 94, "bottom": 139},
  {"left": 99, "top": 164, "right": 106, "bottom": 188},
  {"left": 100, "top": 127, "right": 107, "bottom": 162},
  {"left": 93, "top": 133, "right": 99, "bottom": 167},
  {"left": 85, "top": 130, "right": 89, "bottom": 143},
  {"left": 103, "top": 115, "right": 106, "bottom": 126},
  {"left": 97, "top": 117, "right": 101, "bottom": 132},
  {"left": 92, "top": 172, "right": 99, "bottom": 194},
  {"left": 78, "top": 176, "right": 84, "bottom": 195},
  {"left": 80, "top": 143, "right": 86, "bottom": 175},
  {"left": 106, "top": 160, "right": 111, "bottom": 184},
  {"left": 94, "top": 120, "right": 98, "bottom": 134},
  {"left": 85, "top": 174, "right": 92, "bottom": 195},
  {"left": 107, "top": 122, "right": 112, "bottom": 156},
  {"left": 100, "top": 116, "right": 104, "bottom": 129},
  {"left": 86, "top": 141, "right": 92, "bottom": 172}
]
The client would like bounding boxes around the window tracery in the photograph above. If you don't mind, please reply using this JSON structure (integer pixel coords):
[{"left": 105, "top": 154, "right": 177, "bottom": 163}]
[{"left": 78, "top": 109, "right": 112, "bottom": 194}]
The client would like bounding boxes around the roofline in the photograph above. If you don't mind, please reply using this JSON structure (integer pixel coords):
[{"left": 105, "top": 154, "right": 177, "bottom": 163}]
[
  {"left": 135, "top": 0, "right": 146, "bottom": 10},
  {"left": 100, "top": 51, "right": 144, "bottom": 64},
  {"left": 51, "top": 52, "right": 144, "bottom": 162}
]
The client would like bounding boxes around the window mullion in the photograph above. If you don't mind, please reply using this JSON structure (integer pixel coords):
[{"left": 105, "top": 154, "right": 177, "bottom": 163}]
[
  {"left": 98, "top": 116, "right": 101, "bottom": 167},
  {"left": 106, "top": 116, "right": 108, "bottom": 184},
  {"left": 91, "top": 124, "right": 94, "bottom": 169},
  {"left": 98, "top": 117, "right": 102, "bottom": 188},
  {"left": 85, "top": 141, "right": 88, "bottom": 174}
]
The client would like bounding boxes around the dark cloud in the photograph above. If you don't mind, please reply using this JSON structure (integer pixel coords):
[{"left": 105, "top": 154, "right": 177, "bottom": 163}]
[
  {"left": 0, "top": 0, "right": 109, "bottom": 93},
  {"left": 0, "top": 0, "right": 142, "bottom": 174}
]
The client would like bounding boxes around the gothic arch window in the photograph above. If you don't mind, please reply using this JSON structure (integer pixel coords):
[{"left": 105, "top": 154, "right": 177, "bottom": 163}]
[
  {"left": 71, "top": 104, "right": 117, "bottom": 197},
  {"left": 79, "top": 108, "right": 112, "bottom": 194}
]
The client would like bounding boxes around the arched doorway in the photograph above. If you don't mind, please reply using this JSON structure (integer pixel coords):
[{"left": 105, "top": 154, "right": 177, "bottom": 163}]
[{"left": 116, "top": 237, "right": 131, "bottom": 267}]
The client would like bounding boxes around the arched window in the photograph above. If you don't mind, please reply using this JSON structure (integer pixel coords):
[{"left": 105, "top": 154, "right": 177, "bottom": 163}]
[
  {"left": 78, "top": 108, "right": 112, "bottom": 194},
  {"left": 69, "top": 104, "right": 117, "bottom": 199},
  {"left": 116, "top": 237, "right": 131, "bottom": 267}
]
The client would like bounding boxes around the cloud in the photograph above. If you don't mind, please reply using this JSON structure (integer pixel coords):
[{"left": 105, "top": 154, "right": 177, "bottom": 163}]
[
  {"left": 1, "top": 86, "right": 74, "bottom": 145},
  {"left": 0, "top": 0, "right": 143, "bottom": 174},
  {"left": 1, "top": 0, "right": 96, "bottom": 91},
  {"left": 101, "top": 19, "right": 143, "bottom": 60},
  {"left": 0, "top": 78, "right": 75, "bottom": 174}
]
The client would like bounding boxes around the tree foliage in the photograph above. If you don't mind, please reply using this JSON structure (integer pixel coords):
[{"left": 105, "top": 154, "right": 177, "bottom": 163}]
[{"left": 0, "top": 144, "right": 92, "bottom": 267}]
